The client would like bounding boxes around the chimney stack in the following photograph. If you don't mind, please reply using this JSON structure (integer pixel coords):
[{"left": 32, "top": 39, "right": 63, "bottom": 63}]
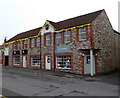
[{"left": 4, "top": 37, "right": 7, "bottom": 43}]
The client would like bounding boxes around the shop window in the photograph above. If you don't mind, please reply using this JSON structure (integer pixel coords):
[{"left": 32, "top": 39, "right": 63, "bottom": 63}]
[
  {"left": 37, "top": 37, "right": 40, "bottom": 47},
  {"left": 56, "top": 33, "right": 62, "bottom": 44},
  {"left": 31, "top": 38, "right": 35, "bottom": 47},
  {"left": 56, "top": 55, "right": 71, "bottom": 69},
  {"left": 45, "top": 34, "right": 50, "bottom": 45},
  {"left": 64, "top": 31, "right": 70, "bottom": 43},
  {"left": 14, "top": 56, "right": 20, "bottom": 65},
  {"left": 23, "top": 40, "right": 27, "bottom": 49},
  {"left": 79, "top": 27, "right": 86, "bottom": 40},
  {"left": 31, "top": 56, "right": 41, "bottom": 66}
]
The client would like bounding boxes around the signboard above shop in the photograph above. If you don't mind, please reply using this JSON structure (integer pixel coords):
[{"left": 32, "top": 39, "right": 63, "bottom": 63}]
[{"left": 55, "top": 45, "right": 70, "bottom": 53}]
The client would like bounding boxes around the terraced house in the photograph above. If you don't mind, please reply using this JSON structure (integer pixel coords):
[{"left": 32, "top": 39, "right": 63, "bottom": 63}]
[{"left": 3, "top": 9, "right": 120, "bottom": 76}]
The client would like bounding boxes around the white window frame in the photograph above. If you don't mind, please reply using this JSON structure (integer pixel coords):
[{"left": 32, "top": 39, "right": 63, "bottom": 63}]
[
  {"left": 56, "top": 33, "right": 62, "bottom": 44},
  {"left": 31, "top": 38, "right": 35, "bottom": 47},
  {"left": 24, "top": 40, "right": 27, "bottom": 48},
  {"left": 64, "top": 31, "right": 70, "bottom": 43},
  {"left": 37, "top": 37, "right": 40, "bottom": 47},
  {"left": 56, "top": 55, "right": 71, "bottom": 69},
  {"left": 14, "top": 42, "right": 17, "bottom": 49},
  {"left": 14, "top": 56, "right": 20, "bottom": 65},
  {"left": 31, "top": 56, "right": 41, "bottom": 67},
  {"left": 79, "top": 27, "right": 87, "bottom": 40},
  {"left": 18, "top": 41, "right": 21, "bottom": 49},
  {"left": 46, "top": 34, "right": 50, "bottom": 45}
]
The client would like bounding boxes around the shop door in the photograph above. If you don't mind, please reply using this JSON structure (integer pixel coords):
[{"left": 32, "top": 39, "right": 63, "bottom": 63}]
[
  {"left": 23, "top": 56, "right": 27, "bottom": 68},
  {"left": 5, "top": 56, "right": 9, "bottom": 66},
  {"left": 84, "top": 55, "right": 95, "bottom": 75},
  {"left": 45, "top": 55, "right": 51, "bottom": 70}
]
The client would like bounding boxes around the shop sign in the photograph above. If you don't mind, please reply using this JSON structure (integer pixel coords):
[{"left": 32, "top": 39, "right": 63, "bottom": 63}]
[{"left": 55, "top": 45, "right": 70, "bottom": 53}]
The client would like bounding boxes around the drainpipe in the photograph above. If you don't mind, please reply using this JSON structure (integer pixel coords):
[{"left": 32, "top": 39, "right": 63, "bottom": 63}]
[{"left": 90, "top": 49, "right": 94, "bottom": 76}]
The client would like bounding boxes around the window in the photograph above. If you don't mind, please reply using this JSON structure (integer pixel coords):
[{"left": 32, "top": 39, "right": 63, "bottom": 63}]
[
  {"left": 56, "top": 55, "right": 71, "bottom": 69},
  {"left": 9, "top": 44, "right": 12, "bottom": 50},
  {"left": 45, "top": 34, "right": 50, "bottom": 45},
  {"left": 31, "top": 38, "right": 35, "bottom": 47},
  {"left": 13, "top": 42, "right": 17, "bottom": 50},
  {"left": 18, "top": 41, "right": 21, "bottom": 49},
  {"left": 64, "top": 31, "right": 70, "bottom": 43},
  {"left": 86, "top": 56, "right": 90, "bottom": 64},
  {"left": 23, "top": 40, "right": 27, "bottom": 49},
  {"left": 79, "top": 28, "right": 87, "bottom": 40},
  {"left": 31, "top": 56, "right": 41, "bottom": 66},
  {"left": 56, "top": 33, "right": 61, "bottom": 44},
  {"left": 14, "top": 56, "right": 20, "bottom": 65},
  {"left": 4, "top": 45, "right": 9, "bottom": 51},
  {"left": 37, "top": 37, "right": 40, "bottom": 47}
]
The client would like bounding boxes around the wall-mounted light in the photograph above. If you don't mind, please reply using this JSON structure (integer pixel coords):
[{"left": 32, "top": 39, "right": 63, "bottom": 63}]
[
  {"left": 82, "top": 54, "right": 85, "bottom": 56},
  {"left": 95, "top": 54, "right": 98, "bottom": 56}
]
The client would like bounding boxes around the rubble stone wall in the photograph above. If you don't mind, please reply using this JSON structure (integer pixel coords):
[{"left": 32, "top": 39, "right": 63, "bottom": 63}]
[{"left": 92, "top": 10, "right": 116, "bottom": 73}]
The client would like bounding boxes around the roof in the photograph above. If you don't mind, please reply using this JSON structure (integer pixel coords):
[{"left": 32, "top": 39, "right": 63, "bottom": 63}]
[
  {"left": 48, "top": 9, "right": 104, "bottom": 31},
  {"left": 6, "top": 27, "right": 41, "bottom": 43},
  {"left": 114, "top": 30, "right": 120, "bottom": 35},
  {"left": 5, "top": 9, "right": 104, "bottom": 43}
]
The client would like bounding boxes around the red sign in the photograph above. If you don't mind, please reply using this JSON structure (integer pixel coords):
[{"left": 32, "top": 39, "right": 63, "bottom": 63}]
[{"left": 0, "top": 60, "right": 2, "bottom": 63}]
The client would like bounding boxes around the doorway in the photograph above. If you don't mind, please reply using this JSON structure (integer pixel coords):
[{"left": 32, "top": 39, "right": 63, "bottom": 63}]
[
  {"left": 45, "top": 55, "right": 51, "bottom": 70},
  {"left": 23, "top": 56, "right": 27, "bottom": 68},
  {"left": 5, "top": 56, "right": 9, "bottom": 66},
  {"left": 84, "top": 55, "right": 95, "bottom": 75}
]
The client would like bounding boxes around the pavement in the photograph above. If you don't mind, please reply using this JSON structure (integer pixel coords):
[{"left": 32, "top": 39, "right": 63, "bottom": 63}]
[{"left": 2, "top": 66, "right": 119, "bottom": 97}]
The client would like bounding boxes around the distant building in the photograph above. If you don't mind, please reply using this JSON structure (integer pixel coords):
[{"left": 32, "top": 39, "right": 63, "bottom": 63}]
[{"left": 2, "top": 9, "right": 120, "bottom": 75}]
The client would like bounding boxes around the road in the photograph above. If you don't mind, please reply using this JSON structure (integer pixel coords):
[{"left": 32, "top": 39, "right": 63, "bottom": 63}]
[{"left": 2, "top": 66, "right": 119, "bottom": 97}]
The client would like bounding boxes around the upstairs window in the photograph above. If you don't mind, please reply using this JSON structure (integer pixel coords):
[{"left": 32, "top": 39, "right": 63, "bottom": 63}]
[
  {"left": 18, "top": 41, "right": 21, "bottom": 49},
  {"left": 37, "top": 37, "right": 40, "bottom": 47},
  {"left": 31, "top": 38, "right": 35, "bottom": 48},
  {"left": 23, "top": 40, "right": 27, "bottom": 49},
  {"left": 64, "top": 31, "right": 70, "bottom": 43},
  {"left": 45, "top": 33, "right": 50, "bottom": 45},
  {"left": 56, "top": 33, "right": 62, "bottom": 44},
  {"left": 4, "top": 45, "right": 9, "bottom": 51},
  {"left": 13, "top": 42, "right": 17, "bottom": 50},
  {"left": 79, "top": 27, "right": 87, "bottom": 40}
]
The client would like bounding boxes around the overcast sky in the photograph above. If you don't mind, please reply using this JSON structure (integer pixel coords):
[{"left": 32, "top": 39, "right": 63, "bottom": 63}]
[{"left": 0, "top": 0, "right": 119, "bottom": 45}]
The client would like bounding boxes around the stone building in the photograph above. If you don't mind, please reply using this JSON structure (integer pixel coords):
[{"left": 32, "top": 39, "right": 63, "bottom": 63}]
[{"left": 2, "top": 9, "right": 120, "bottom": 75}]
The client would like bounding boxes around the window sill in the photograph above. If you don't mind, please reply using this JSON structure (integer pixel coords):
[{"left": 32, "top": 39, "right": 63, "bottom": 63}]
[
  {"left": 56, "top": 68, "right": 72, "bottom": 70},
  {"left": 13, "top": 64, "right": 20, "bottom": 66},
  {"left": 31, "top": 66, "right": 40, "bottom": 67},
  {"left": 78, "top": 39, "right": 87, "bottom": 42},
  {"left": 44, "top": 45, "right": 51, "bottom": 46}
]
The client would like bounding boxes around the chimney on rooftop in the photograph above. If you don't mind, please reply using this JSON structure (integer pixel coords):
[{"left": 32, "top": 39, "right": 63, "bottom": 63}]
[{"left": 4, "top": 37, "right": 7, "bottom": 43}]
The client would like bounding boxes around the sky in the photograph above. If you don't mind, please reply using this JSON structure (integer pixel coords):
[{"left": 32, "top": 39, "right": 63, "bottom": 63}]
[{"left": 0, "top": 0, "right": 119, "bottom": 45}]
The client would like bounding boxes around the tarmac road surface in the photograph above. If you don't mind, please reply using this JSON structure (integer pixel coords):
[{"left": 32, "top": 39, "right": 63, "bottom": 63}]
[{"left": 2, "top": 66, "right": 119, "bottom": 97}]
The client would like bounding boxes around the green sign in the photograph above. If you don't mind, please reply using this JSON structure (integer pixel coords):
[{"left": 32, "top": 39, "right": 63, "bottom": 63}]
[{"left": 55, "top": 45, "right": 70, "bottom": 53}]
